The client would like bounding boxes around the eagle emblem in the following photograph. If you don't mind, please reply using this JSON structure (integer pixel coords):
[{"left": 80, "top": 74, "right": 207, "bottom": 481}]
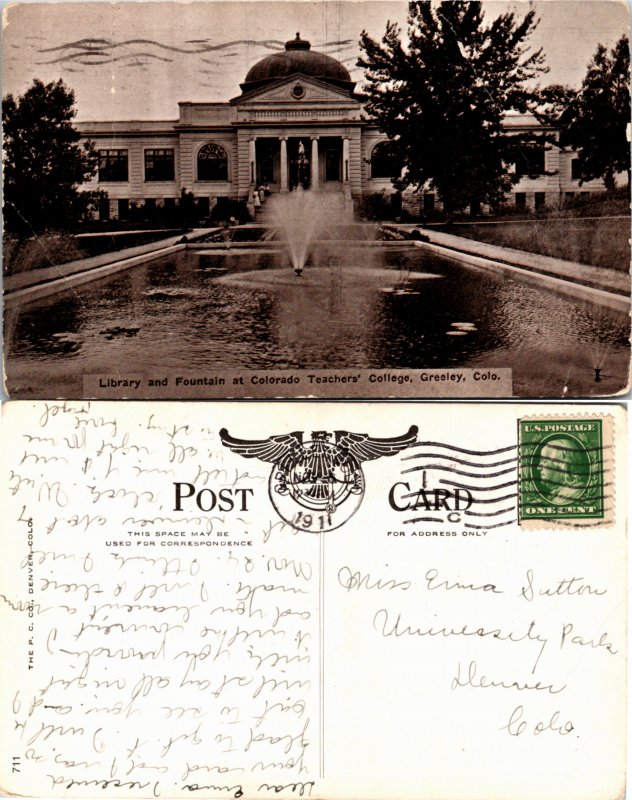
[{"left": 220, "top": 425, "right": 418, "bottom": 531}]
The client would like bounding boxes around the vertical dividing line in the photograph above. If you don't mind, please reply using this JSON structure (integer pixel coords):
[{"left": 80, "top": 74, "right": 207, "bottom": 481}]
[{"left": 319, "top": 530, "right": 325, "bottom": 779}]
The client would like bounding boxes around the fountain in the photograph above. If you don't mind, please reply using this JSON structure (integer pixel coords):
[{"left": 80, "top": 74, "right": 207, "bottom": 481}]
[
  {"left": 215, "top": 185, "right": 443, "bottom": 294},
  {"left": 262, "top": 186, "right": 349, "bottom": 276}
]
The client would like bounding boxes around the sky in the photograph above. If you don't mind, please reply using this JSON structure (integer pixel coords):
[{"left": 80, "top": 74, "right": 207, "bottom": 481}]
[{"left": 2, "top": 0, "right": 630, "bottom": 120}]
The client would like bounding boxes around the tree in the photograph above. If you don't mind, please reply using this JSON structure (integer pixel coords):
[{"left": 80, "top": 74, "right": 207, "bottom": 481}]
[
  {"left": 358, "top": 1, "right": 548, "bottom": 217},
  {"left": 560, "top": 36, "right": 630, "bottom": 191},
  {"left": 3, "top": 78, "right": 98, "bottom": 234}
]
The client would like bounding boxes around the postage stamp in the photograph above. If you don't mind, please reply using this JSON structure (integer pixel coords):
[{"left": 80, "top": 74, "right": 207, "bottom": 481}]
[{"left": 518, "top": 416, "right": 613, "bottom": 526}]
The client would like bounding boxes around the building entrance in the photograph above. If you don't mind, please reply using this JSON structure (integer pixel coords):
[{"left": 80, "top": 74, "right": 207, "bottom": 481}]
[
  {"left": 288, "top": 138, "right": 311, "bottom": 190},
  {"left": 253, "top": 135, "right": 345, "bottom": 193}
]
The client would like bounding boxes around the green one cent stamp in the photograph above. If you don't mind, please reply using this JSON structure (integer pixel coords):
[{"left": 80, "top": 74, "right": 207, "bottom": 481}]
[{"left": 519, "top": 418, "right": 604, "bottom": 521}]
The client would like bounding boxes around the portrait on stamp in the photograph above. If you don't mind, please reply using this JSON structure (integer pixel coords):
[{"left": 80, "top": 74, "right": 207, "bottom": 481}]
[{"left": 533, "top": 437, "right": 591, "bottom": 505}]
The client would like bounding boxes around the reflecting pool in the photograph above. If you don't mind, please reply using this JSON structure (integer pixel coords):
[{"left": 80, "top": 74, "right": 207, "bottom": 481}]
[{"left": 4, "top": 243, "right": 630, "bottom": 397}]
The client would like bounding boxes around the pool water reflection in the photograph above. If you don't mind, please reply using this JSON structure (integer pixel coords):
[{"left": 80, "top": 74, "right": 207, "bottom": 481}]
[{"left": 5, "top": 244, "right": 630, "bottom": 397}]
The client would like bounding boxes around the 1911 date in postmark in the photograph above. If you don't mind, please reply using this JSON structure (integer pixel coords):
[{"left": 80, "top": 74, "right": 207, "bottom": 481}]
[{"left": 518, "top": 417, "right": 610, "bottom": 525}]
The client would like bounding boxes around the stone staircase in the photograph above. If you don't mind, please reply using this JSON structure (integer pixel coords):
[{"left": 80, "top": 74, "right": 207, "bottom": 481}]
[{"left": 250, "top": 187, "right": 355, "bottom": 222}]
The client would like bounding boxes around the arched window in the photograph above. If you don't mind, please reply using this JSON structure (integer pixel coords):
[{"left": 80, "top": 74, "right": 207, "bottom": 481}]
[
  {"left": 197, "top": 143, "right": 228, "bottom": 181},
  {"left": 371, "top": 141, "right": 399, "bottom": 179}
]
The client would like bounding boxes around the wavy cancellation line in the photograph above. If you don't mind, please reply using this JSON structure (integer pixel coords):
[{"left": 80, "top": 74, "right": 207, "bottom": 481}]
[
  {"left": 39, "top": 52, "right": 175, "bottom": 65},
  {"left": 403, "top": 464, "right": 517, "bottom": 479},
  {"left": 464, "top": 506, "right": 516, "bottom": 517},
  {"left": 402, "top": 453, "right": 518, "bottom": 469},
  {"left": 39, "top": 37, "right": 285, "bottom": 54},
  {"left": 36, "top": 38, "right": 355, "bottom": 66},
  {"left": 403, "top": 441, "right": 518, "bottom": 457}
]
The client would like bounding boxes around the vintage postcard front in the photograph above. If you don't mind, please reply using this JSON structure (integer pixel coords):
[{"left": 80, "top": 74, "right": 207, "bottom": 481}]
[
  {"left": 2, "top": 0, "right": 631, "bottom": 400},
  {"left": 0, "top": 401, "right": 626, "bottom": 799}
]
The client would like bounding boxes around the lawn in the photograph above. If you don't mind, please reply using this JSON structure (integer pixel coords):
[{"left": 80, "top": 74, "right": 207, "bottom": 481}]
[
  {"left": 449, "top": 215, "right": 630, "bottom": 272},
  {"left": 3, "top": 228, "right": 181, "bottom": 276}
]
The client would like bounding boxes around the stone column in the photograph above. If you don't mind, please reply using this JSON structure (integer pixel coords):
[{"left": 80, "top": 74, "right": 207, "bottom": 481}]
[
  {"left": 343, "top": 137, "right": 350, "bottom": 183},
  {"left": 280, "top": 137, "right": 288, "bottom": 192},
  {"left": 311, "top": 136, "right": 319, "bottom": 190},
  {"left": 249, "top": 138, "right": 256, "bottom": 184}
]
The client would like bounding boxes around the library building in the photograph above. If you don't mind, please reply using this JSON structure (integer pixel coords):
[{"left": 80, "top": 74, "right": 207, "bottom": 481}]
[{"left": 80, "top": 33, "right": 604, "bottom": 220}]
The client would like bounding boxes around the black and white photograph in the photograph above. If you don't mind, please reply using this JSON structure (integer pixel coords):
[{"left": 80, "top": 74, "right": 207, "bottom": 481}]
[{"left": 2, "top": 0, "right": 630, "bottom": 399}]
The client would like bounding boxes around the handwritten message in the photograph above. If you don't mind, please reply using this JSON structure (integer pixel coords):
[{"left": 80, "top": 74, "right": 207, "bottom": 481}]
[{"left": 3, "top": 403, "right": 319, "bottom": 798}]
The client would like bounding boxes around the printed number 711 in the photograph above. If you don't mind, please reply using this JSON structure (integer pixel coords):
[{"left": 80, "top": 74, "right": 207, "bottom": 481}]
[{"left": 12, "top": 756, "right": 20, "bottom": 773}]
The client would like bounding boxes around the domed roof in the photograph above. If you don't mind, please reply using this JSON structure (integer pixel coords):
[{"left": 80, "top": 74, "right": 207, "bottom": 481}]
[{"left": 241, "top": 33, "right": 354, "bottom": 93}]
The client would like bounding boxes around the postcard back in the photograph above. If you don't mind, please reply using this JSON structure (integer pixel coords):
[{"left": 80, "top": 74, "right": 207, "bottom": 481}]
[{"left": 0, "top": 401, "right": 626, "bottom": 799}]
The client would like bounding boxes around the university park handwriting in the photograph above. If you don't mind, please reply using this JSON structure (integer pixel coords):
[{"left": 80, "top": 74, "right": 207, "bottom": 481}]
[
  {"left": 1, "top": 402, "right": 625, "bottom": 798},
  {"left": 335, "top": 559, "right": 618, "bottom": 739}
]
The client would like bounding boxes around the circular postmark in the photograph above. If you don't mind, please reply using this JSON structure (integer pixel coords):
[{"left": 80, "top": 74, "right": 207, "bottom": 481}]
[
  {"left": 530, "top": 433, "right": 591, "bottom": 506},
  {"left": 268, "top": 437, "right": 365, "bottom": 532}
]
